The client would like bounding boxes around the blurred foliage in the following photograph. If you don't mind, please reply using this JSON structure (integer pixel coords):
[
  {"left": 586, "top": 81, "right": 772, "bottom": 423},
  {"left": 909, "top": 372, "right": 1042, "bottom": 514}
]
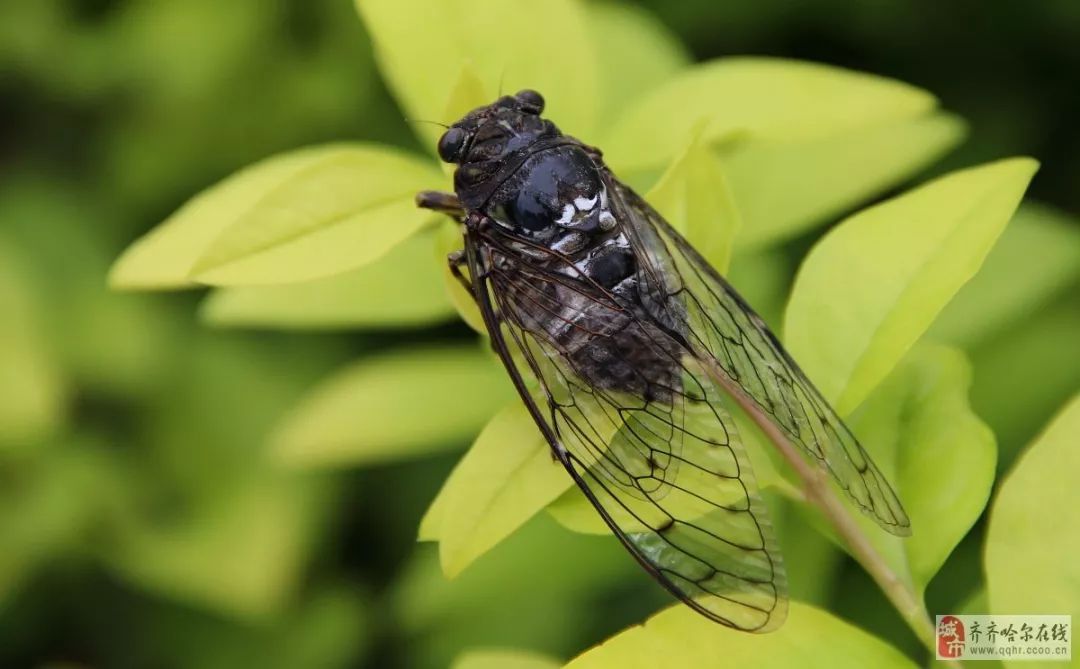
[
  {"left": 2, "top": 0, "right": 1078, "bottom": 668},
  {"left": 985, "top": 395, "right": 1080, "bottom": 669}
]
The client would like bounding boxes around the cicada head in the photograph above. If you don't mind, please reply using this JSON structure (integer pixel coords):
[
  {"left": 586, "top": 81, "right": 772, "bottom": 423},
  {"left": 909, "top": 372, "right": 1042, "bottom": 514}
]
[
  {"left": 438, "top": 90, "right": 562, "bottom": 205},
  {"left": 437, "top": 89, "right": 552, "bottom": 164}
]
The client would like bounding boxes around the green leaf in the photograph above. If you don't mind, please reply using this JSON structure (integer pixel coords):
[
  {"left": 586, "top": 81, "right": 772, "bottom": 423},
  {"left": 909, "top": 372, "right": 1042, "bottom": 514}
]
[
  {"left": 770, "top": 498, "right": 843, "bottom": 607},
  {"left": 602, "top": 57, "right": 939, "bottom": 173},
  {"left": 422, "top": 404, "right": 571, "bottom": 577},
  {"left": 845, "top": 344, "right": 996, "bottom": 595},
  {"left": 784, "top": 157, "right": 1037, "bottom": 415},
  {"left": 356, "top": 0, "right": 598, "bottom": 145},
  {"left": 442, "top": 60, "right": 491, "bottom": 127},
  {"left": 438, "top": 62, "right": 492, "bottom": 175},
  {"left": 725, "top": 246, "right": 795, "bottom": 331},
  {"left": 451, "top": 648, "right": 560, "bottom": 669},
  {"left": 968, "top": 295, "right": 1080, "bottom": 467},
  {"left": 585, "top": 1, "right": 690, "bottom": 117},
  {"left": 394, "top": 515, "right": 637, "bottom": 668},
  {"left": 727, "top": 113, "right": 965, "bottom": 251},
  {"left": 0, "top": 443, "right": 123, "bottom": 605},
  {"left": 109, "top": 475, "right": 324, "bottom": 620},
  {"left": 564, "top": 601, "right": 919, "bottom": 669},
  {"left": 190, "top": 145, "right": 445, "bottom": 285},
  {"left": 272, "top": 345, "right": 511, "bottom": 468},
  {"left": 102, "top": 331, "right": 337, "bottom": 619},
  {"left": 176, "top": 585, "right": 369, "bottom": 669},
  {"left": 109, "top": 144, "right": 358, "bottom": 290},
  {"left": 0, "top": 238, "right": 65, "bottom": 446},
  {"left": 139, "top": 329, "right": 338, "bottom": 496},
  {"left": 957, "top": 587, "right": 991, "bottom": 616},
  {"left": 200, "top": 228, "right": 454, "bottom": 330},
  {"left": 544, "top": 487, "right": 607, "bottom": 535},
  {"left": 417, "top": 497, "right": 444, "bottom": 542},
  {"left": 985, "top": 395, "right": 1080, "bottom": 628},
  {"left": 0, "top": 179, "right": 174, "bottom": 397},
  {"left": 646, "top": 130, "right": 742, "bottom": 273},
  {"left": 929, "top": 202, "right": 1080, "bottom": 347}
]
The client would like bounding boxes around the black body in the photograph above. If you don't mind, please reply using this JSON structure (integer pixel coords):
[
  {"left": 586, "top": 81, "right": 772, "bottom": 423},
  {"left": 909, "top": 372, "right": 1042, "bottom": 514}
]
[{"left": 417, "top": 90, "right": 910, "bottom": 633}]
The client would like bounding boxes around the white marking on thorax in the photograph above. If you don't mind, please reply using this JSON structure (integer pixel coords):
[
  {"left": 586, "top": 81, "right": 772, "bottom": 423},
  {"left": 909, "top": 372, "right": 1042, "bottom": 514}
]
[
  {"left": 574, "top": 195, "right": 597, "bottom": 210},
  {"left": 556, "top": 203, "right": 575, "bottom": 225},
  {"left": 555, "top": 185, "right": 616, "bottom": 230}
]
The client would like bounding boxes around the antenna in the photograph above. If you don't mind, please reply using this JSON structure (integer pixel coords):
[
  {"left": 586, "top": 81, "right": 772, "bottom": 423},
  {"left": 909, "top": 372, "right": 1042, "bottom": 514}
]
[{"left": 404, "top": 118, "right": 449, "bottom": 129}]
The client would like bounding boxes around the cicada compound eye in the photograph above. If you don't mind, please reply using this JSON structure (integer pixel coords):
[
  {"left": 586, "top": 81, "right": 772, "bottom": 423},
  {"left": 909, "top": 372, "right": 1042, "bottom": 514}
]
[{"left": 438, "top": 127, "right": 467, "bottom": 163}]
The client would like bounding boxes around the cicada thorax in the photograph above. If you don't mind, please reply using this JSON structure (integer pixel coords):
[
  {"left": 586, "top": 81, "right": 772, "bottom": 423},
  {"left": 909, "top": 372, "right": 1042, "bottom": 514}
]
[{"left": 481, "top": 144, "right": 684, "bottom": 405}]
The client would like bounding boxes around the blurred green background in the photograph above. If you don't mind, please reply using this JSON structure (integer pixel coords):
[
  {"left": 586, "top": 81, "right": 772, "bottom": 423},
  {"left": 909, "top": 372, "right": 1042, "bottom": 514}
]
[{"left": 1, "top": 1, "right": 1077, "bottom": 667}]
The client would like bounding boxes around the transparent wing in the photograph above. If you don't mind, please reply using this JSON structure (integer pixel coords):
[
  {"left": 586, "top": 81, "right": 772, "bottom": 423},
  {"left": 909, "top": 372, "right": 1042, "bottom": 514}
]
[
  {"left": 607, "top": 180, "right": 911, "bottom": 536},
  {"left": 467, "top": 226, "right": 788, "bottom": 632}
]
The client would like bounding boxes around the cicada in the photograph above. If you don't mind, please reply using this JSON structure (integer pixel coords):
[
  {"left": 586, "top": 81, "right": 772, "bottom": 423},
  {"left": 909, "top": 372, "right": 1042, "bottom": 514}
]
[{"left": 417, "top": 90, "right": 910, "bottom": 632}]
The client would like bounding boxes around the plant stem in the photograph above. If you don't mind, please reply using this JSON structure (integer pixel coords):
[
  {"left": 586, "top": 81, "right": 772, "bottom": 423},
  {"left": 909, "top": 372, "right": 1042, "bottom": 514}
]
[{"left": 716, "top": 377, "right": 961, "bottom": 667}]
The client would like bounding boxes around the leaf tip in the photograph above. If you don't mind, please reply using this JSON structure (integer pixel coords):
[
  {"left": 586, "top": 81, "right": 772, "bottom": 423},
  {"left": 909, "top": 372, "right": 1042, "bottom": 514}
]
[{"left": 107, "top": 240, "right": 191, "bottom": 292}]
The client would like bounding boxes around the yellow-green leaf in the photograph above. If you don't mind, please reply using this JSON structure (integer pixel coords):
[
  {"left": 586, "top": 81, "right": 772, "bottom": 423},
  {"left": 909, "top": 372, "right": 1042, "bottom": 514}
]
[
  {"left": 109, "top": 476, "right": 322, "bottom": 620},
  {"left": 272, "top": 345, "right": 511, "bottom": 468},
  {"left": 395, "top": 515, "right": 636, "bottom": 666},
  {"left": 0, "top": 179, "right": 172, "bottom": 397},
  {"left": 986, "top": 394, "right": 1080, "bottom": 632},
  {"left": 929, "top": 202, "right": 1080, "bottom": 347},
  {"left": 181, "top": 586, "right": 369, "bottom": 669},
  {"left": 356, "top": 0, "right": 598, "bottom": 146},
  {"left": 770, "top": 498, "right": 843, "bottom": 607},
  {"left": 417, "top": 489, "right": 447, "bottom": 542},
  {"left": 846, "top": 344, "right": 996, "bottom": 594},
  {"left": 968, "top": 295, "right": 1080, "bottom": 467},
  {"left": 438, "top": 62, "right": 492, "bottom": 175},
  {"left": 544, "top": 487, "right": 607, "bottom": 535},
  {"left": 646, "top": 130, "right": 742, "bottom": 273},
  {"left": 0, "top": 444, "right": 121, "bottom": 604},
  {"left": 200, "top": 228, "right": 454, "bottom": 330},
  {"left": 109, "top": 144, "right": 355, "bottom": 290},
  {"left": 452, "top": 648, "right": 560, "bottom": 669},
  {"left": 442, "top": 61, "right": 491, "bottom": 124},
  {"left": 565, "top": 601, "right": 918, "bottom": 669},
  {"left": 784, "top": 157, "right": 1037, "bottom": 415},
  {"left": 586, "top": 1, "right": 690, "bottom": 117},
  {"left": 725, "top": 246, "right": 794, "bottom": 331},
  {"left": 602, "top": 57, "right": 938, "bottom": 172},
  {"left": 429, "top": 403, "right": 571, "bottom": 577},
  {"left": 0, "top": 239, "right": 65, "bottom": 446},
  {"left": 191, "top": 145, "right": 445, "bottom": 285},
  {"left": 727, "top": 113, "right": 965, "bottom": 251}
]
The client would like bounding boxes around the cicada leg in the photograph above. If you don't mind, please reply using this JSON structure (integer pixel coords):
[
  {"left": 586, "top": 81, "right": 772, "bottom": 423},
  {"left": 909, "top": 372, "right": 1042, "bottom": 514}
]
[
  {"left": 446, "top": 248, "right": 475, "bottom": 298},
  {"left": 416, "top": 190, "right": 465, "bottom": 222}
]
